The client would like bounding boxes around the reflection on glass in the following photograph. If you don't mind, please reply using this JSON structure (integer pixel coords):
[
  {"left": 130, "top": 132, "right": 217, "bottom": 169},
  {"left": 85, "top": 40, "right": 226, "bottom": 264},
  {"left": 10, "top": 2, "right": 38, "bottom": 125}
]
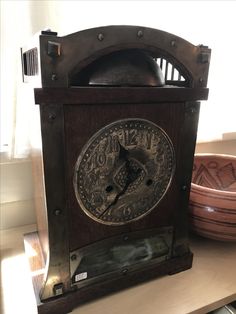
[{"left": 72, "top": 235, "right": 169, "bottom": 283}]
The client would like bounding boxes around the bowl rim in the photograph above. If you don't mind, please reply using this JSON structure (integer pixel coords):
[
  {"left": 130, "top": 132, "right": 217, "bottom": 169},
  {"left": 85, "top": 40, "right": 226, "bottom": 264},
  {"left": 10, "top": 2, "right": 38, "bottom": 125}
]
[
  {"left": 194, "top": 153, "right": 236, "bottom": 160},
  {"left": 190, "top": 182, "right": 236, "bottom": 197},
  {"left": 191, "top": 153, "right": 236, "bottom": 195}
]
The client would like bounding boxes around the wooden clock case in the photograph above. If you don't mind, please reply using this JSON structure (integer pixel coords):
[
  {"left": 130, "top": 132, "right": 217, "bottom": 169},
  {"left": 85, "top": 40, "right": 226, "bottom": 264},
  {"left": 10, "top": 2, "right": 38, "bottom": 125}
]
[{"left": 22, "top": 26, "right": 210, "bottom": 314}]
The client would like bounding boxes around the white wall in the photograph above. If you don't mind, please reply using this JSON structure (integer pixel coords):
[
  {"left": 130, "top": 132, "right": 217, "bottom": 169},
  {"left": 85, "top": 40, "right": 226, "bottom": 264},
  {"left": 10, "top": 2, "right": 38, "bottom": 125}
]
[
  {"left": 0, "top": 157, "right": 36, "bottom": 229},
  {"left": 196, "top": 140, "right": 236, "bottom": 156}
]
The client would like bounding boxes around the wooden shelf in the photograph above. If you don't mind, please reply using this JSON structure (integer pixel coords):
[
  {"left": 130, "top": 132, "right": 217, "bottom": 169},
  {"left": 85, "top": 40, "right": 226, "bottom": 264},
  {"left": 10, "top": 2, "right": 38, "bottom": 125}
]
[{"left": 1, "top": 225, "right": 236, "bottom": 314}]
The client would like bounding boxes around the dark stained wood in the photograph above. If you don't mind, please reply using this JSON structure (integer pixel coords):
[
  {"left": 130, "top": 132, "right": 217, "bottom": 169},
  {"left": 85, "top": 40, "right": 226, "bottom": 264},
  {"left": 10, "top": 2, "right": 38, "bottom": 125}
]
[
  {"left": 37, "top": 94, "right": 196, "bottom": 302},
  {"left": 37, "top": 26, "right": 210, "bottom": 88},
  {"left": 64, "top": 102, "right": 185, "bottom": 251},
  {"left": 34, "top": 87, "right": 209, "bottom": 105},
  {"left": 172, "top": 101, "right": 201, "bottom": 256},
  {"left": 39, "top": 105, "right": 71, "bottom": 299}
]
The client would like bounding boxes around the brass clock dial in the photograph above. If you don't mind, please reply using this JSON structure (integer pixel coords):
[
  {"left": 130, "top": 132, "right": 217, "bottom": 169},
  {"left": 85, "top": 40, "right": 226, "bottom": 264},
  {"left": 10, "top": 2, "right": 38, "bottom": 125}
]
[{"left": 74, "top": 119, "right": 175, "bottom": 225}]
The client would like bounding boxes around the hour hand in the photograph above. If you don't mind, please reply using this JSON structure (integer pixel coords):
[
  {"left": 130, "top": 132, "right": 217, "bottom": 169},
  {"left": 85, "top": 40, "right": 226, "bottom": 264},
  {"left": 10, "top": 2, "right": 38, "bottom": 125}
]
[{"left": 118, "top": 141, "right": 129, "bottom": 161}]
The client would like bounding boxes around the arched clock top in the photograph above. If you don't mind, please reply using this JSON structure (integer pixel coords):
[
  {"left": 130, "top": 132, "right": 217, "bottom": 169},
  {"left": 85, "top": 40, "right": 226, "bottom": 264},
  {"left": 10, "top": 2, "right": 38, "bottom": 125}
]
[{"left": 39, "top": 25, "right": 211, "bottom": 88}]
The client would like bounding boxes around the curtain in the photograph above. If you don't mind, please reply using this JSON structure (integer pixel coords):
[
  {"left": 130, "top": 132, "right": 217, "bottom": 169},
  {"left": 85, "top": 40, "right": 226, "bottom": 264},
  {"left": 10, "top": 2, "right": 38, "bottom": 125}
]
[{"left": 1, "top": 1, "right": 236, "bottom": 159}]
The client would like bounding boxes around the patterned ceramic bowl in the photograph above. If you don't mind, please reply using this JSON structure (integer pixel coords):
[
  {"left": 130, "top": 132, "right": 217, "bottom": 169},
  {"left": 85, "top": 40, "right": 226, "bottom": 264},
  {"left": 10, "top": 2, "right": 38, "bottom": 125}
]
[{"left": 189, "top": 154, "right": 236, "bottom": 241}]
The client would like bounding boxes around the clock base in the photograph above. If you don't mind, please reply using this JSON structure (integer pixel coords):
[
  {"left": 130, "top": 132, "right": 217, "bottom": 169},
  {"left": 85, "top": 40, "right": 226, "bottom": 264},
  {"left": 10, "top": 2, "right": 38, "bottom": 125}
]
[{"left": 24, "top": 232, "right": 193, "bottom": 314}]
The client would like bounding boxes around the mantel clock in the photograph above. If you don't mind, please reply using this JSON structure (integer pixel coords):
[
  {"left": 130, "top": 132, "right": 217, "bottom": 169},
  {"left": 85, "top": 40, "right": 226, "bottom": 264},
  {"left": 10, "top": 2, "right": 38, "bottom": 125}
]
[{"left": 21, "top": 25, "right": 211, "bottom": 314}]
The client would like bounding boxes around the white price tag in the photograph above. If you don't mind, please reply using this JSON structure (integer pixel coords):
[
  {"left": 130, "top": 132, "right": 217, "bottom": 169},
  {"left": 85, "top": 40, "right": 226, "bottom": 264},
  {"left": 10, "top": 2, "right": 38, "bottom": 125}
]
[{"left": 75, "top": 272, "right": 87, "bottom": 282}]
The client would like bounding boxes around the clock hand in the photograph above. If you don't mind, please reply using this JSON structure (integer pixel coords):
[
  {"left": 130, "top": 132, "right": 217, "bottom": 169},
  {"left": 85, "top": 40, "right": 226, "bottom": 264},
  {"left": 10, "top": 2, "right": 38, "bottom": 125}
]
[
  {"left": 106, "top": 141, "right": 129, "bottom": 180},
  {"left": 118, "top": 141, "right": 129, "bottom": 160},
  {"left": 98, "top": 160, "right": 142, "bottom": 218}
]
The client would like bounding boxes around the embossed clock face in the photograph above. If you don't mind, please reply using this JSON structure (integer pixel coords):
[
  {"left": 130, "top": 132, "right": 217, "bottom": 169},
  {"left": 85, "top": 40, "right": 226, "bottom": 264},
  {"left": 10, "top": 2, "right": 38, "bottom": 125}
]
[{"left": 74, "top": 119, "right": 175, "bottom": 225}]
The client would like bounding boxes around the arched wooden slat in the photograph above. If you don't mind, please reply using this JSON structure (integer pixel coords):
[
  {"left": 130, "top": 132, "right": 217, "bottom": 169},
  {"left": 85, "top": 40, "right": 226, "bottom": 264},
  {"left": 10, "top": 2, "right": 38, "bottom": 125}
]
[{"left": 38, "top": 25, "right": 210, "bottom": 88}]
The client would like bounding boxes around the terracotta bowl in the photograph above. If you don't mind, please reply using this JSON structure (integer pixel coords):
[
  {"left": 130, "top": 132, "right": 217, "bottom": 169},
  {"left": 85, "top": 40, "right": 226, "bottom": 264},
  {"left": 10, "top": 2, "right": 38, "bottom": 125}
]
[{"left": 189, "top": 154, "right": 236, "bottom": 242}]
